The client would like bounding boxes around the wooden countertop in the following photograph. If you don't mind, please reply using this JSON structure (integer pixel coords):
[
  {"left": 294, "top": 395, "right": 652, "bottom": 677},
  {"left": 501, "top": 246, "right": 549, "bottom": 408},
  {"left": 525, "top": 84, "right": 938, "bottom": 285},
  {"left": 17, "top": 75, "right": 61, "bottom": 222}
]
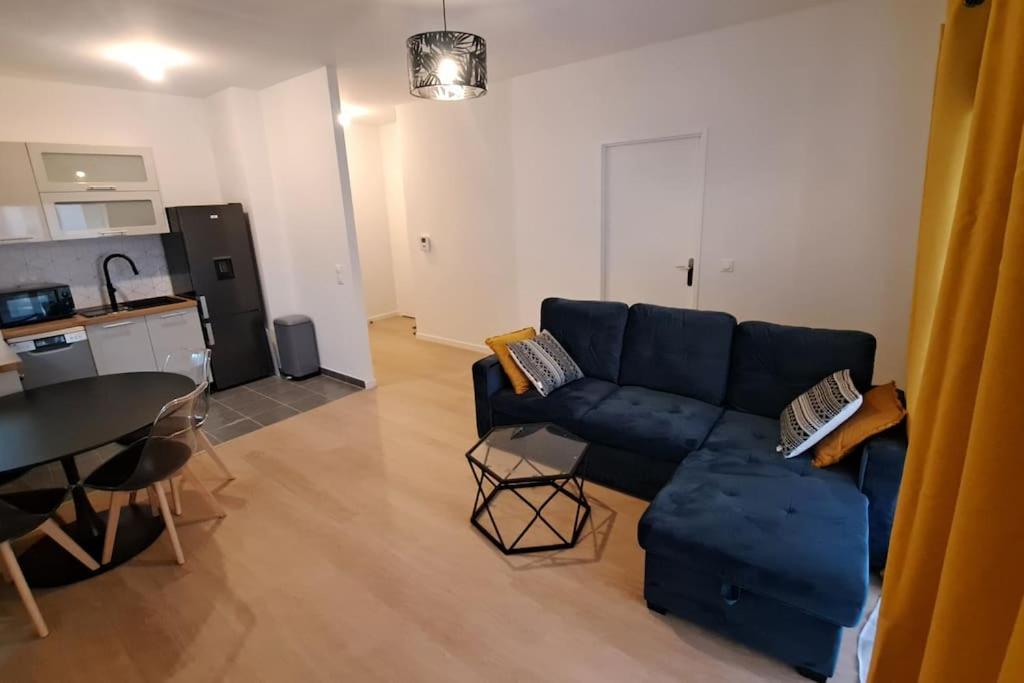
[
  {"left": 0, "top": 338, "right": 21, "bottom": 372},
  {"left": 0, "top": 297, "right": 198, "bottom": 341}
]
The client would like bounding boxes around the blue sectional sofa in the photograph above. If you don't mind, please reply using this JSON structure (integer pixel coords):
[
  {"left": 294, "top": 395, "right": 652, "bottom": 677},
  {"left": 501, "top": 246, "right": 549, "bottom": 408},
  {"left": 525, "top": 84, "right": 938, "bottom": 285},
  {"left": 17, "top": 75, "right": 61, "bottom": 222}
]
[{"left": 472, "top": 298, "right": 907, "bottom": 681}]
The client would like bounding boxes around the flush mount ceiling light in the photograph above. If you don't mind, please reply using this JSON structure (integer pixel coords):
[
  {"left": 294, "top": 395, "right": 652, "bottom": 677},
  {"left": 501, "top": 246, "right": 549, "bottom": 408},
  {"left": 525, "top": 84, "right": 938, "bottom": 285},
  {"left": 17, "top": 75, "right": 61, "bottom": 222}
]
[
  {"left": 103, "top": 41, "right": 190, "bottom": 82},
  {"left": 406, "top": 0, "right": 487, "bottom": 101}
]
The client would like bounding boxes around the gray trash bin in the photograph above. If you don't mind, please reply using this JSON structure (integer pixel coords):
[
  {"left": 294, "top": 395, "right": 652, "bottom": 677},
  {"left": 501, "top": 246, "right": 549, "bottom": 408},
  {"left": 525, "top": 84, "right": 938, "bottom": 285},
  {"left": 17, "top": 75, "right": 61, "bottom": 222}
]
[{"left": 274, "top": 315, "right": 320, "bottom": 380}]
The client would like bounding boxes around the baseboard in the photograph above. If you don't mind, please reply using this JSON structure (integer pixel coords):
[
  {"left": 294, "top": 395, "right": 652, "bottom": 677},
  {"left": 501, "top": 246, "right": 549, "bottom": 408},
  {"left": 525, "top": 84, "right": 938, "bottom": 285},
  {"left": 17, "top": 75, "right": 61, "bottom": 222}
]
[
  {"left": 415, "top": 332, "right": 489, "bottom": 355},
  {"left": 320, "top": 367, "right": 376, "bottom": 389},
  {"left": 368, "top": 311, "right": 401, "bottom": 323}
]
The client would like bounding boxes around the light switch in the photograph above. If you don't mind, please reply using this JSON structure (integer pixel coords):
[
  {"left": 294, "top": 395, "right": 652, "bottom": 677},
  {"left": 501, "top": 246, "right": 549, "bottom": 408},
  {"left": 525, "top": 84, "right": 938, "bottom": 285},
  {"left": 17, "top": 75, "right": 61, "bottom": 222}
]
[
  {"left": 419, "top": 235, "right": 432, "bottom": 252},
  {"left": 720, "top": 259, "right": 735, "bottom": 273}
]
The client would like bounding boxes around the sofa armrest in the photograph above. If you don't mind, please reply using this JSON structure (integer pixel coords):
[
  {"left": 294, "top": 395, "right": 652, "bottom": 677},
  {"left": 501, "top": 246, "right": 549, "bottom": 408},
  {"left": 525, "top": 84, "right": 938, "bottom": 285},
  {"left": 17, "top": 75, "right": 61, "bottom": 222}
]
[
  {"left": 472, "top": 354, "right": 508, "bottom": 437},
  {"left": 857, "top": 422, "right": 908, "bottom": 572}
]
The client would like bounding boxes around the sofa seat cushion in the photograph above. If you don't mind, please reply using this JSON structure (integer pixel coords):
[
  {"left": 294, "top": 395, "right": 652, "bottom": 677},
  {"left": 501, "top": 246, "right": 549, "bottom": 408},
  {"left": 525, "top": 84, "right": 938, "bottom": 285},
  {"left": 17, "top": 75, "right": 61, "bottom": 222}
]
[
  {"left": 490, "top": 377, "right": 619, "bottom": 427},
  {"left": 697, "top": 409, "right": 857, "bottom": 484},
  {"left": 638, "top": 448, "right": 869, "bottom": 626},
  {"left": 576, "top": 386, "right": 723, "bottom": 464}
]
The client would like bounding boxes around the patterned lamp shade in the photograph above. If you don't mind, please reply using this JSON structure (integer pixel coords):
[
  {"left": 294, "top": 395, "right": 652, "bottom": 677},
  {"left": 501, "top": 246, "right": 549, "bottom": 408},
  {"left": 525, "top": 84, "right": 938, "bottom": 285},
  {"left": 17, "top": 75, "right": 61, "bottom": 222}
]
[{"left": 406, "top": 31, "right": 487, "bottom": 101}]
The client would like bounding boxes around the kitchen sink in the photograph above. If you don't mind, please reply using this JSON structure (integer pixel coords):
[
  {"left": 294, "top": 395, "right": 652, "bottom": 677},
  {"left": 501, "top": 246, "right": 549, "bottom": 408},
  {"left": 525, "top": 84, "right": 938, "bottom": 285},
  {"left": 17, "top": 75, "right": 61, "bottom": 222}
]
[{"left": 78, "top": 296, "right": 186, "bottom": 318}]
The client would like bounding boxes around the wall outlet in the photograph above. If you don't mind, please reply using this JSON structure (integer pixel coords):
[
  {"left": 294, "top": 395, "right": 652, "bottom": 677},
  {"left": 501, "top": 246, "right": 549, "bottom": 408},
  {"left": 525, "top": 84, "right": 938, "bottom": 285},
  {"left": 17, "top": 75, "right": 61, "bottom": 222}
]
[
  {"left": 720, "top": 259, "right": 735, "bottom": 273},
  {"left": 419, "top": 235, "right": 431, "bottom": 252},
  {"left": 335, "top": 263, "right": 344, "bottom": 285}
]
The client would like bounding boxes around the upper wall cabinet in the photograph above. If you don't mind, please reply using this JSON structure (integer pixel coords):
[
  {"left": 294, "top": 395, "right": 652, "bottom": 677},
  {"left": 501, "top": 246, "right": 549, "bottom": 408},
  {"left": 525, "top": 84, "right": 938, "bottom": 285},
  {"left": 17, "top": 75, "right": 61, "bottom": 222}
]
[
  {"left": 0, "top": 142, "right": 49, "bottom": 244},
  {"left": 41, "top": 191, "right": 169, "bottom": 240},
  {"left": 27, "top": 143, "right": 159, "bottom": 193}
]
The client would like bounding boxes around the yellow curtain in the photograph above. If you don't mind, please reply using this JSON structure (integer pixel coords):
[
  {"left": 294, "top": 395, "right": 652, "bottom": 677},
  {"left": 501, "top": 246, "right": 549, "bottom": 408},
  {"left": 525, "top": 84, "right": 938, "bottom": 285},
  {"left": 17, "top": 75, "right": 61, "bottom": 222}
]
[{"left": 870, "top": 0, "right": 1024, "bottom": 681}]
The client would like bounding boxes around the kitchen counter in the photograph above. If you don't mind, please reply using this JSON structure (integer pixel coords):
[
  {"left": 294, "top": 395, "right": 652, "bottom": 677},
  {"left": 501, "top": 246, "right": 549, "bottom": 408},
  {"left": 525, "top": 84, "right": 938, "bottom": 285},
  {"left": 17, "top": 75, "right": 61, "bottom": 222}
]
[
  {"left": 0, "top": 338, "right": 21, "bottom": 372},
  {"left": 0, "top": 296, "right": 198, "bottom": 341}
]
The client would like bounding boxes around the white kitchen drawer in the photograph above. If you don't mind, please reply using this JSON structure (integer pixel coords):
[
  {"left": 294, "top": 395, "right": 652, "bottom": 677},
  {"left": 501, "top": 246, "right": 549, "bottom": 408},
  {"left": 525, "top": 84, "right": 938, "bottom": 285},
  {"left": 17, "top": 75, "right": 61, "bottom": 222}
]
[
  {"left": 41, "top": 190, "right": 169, "bottom": 240},
  {"left": 145, "top": 307, "right": 205, "bottom": 370},
  {"left": 88, "top": 317, "right": 159, "bottom": 375},
  {"left": 27, "top": 143, "right": 159, "bottom": 193}
]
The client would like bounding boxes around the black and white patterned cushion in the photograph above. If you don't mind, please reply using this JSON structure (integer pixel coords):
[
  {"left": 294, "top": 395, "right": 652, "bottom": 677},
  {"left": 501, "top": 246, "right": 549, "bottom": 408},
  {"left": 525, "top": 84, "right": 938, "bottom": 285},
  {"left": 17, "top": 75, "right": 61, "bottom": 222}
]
[
  {"left": 777, "top": 369, "right": 863, "bottom": 458},
  {"left": 507, "top": 331, "right": 584, "bottom": 397}
]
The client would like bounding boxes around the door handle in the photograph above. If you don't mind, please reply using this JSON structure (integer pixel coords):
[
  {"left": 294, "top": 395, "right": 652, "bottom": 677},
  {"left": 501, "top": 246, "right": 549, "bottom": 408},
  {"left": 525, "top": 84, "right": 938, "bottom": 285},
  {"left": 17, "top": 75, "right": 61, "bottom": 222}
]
[{"left": 676, "top": 259, "right": 696, "bottom": 287}]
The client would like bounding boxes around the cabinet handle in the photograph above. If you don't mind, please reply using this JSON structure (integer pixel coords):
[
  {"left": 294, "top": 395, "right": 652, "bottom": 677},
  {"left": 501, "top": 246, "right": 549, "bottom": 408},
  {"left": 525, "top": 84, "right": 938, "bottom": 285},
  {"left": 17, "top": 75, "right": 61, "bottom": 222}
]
[
  {"left": 198, "top": 295, "right": 209, "bottom": 319},
  {"left": 99, "top": 230, "right": 128, "bottom": 236},
  {"left": 101, "top": 320, "right": 135, "bottom": 328},
  {"left": 0, "top": 236, "right": 34, "bottom": 242},
  {"left": 160, "top": 311, "right": 188, "bottom": 319},
  {"left": 205, "top": 322, "right": 216, "bottom": 346},
  {"left": 87, "top": 186, "right": 117, "bottom": 191}
]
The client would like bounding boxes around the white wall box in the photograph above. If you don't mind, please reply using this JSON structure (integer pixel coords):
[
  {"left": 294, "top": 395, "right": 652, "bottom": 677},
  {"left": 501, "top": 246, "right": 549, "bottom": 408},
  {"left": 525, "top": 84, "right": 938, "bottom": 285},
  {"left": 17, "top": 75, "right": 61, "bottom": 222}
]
[
  {"left": 145, "top": 308, "right": 205, "bottom": 369},
  {"left": 88, "top": 318, "right": 159, "bottom": 374},
  {"left": 40, "top": 190, "right": 169, "bottom": 239},
  {"left": 27, "top": 143, "right": 159, "bottom": 193},
  {"left": 0, "top": 142, "right": 49, "bottom": 245}
]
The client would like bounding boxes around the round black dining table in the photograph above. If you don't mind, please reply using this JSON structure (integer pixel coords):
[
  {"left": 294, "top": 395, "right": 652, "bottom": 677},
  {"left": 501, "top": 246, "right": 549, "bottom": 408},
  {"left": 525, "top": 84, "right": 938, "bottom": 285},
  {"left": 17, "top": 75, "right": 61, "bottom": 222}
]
[{"left": 0, "top": 372, "right": 194, "bottom": 587}]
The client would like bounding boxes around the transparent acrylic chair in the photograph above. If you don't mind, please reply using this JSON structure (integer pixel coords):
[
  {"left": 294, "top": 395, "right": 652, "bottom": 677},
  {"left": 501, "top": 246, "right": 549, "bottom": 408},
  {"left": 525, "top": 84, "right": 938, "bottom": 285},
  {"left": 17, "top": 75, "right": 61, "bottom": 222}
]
[
  {"left": 85, "top": 382, "right": 224, "bottom": 566},
  {"left": 163, "top": 349, "right": 235, "bottom": 482}
]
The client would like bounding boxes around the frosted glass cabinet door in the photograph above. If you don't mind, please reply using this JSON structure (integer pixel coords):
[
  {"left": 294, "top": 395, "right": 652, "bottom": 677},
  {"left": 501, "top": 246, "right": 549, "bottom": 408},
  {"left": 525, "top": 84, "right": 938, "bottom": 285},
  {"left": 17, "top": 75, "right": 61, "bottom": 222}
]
[
  {"left": 27, "top": 143, "right": 159, "bottom": 192},
  {"left": 0, "top": 142, "right": 49, "bottom": 244},
  {"left": 41, "top": 191, "right": 169, "bottom": 240}
]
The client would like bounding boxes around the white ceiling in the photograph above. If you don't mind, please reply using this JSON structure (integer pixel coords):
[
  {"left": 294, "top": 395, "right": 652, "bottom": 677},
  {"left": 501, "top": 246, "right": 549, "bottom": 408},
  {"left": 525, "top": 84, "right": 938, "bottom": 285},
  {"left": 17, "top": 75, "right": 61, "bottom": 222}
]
[{"left": 0, "top": 0, "right": 832, "bottom": 123}]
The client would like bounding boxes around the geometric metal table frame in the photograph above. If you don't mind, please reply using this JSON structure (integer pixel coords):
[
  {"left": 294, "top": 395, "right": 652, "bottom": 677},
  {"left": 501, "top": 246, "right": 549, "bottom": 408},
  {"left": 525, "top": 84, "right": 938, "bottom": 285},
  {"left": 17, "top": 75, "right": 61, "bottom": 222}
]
[{"left": 466, "top": 429, "right": 591, "bottom": 555}]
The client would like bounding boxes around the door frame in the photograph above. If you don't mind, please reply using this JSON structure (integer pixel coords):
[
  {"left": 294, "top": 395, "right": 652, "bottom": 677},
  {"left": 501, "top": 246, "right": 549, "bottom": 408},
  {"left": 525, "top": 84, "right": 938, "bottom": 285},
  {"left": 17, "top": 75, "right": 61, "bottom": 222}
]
[{"left": 600, "top": 130, "right": 709, "bottom": 308}]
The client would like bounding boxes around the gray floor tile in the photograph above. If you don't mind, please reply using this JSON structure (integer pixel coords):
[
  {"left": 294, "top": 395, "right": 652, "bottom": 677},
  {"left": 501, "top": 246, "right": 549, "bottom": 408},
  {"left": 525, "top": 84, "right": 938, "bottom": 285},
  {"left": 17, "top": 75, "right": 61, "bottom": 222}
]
[
  {"left": 299, "top": 377, "right": 360, "bottom": 400},
  {"left": 207, "top": 418, "right": 261, "bottom": 442},
  {"left": 206, "top": 401, "right": 245, "bottom": 430},
  {"left": 215, "top": 390, "right": 283, "bottom": 415},
  {"left": 288, "top": 394, "right": 330, "bottom": 412},
  {"left": 249, "top": 404, "right": 300, "bottom": 427},
  {"left": 249, "top": 381, "right": 319, "bottom": 403}
]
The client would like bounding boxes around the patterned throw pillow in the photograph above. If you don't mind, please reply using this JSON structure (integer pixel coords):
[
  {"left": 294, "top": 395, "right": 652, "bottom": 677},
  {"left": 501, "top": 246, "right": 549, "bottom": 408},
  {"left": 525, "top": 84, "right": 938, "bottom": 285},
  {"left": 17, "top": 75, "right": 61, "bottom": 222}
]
[
  {"left": 777, "top": 369, "right": 863, "bottom": 458},
  {"left": 507, "top": 331, "right": 584, "bottom": 397}
]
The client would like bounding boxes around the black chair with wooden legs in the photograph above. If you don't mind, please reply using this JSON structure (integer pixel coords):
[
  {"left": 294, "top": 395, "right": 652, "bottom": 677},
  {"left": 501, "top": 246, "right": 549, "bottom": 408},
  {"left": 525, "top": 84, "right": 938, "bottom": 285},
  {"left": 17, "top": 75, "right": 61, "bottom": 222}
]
[
  {"left": 0, "top": 489, "right": 100, "bottom": 637},
  {"left": 84, "top": 382, "right": 225, "bottom": 567}
]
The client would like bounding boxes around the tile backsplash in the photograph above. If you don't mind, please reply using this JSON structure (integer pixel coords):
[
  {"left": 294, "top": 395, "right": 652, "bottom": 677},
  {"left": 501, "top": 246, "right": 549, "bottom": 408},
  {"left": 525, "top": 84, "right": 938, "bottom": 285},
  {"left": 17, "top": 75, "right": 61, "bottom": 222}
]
[{"left": 0, "top": 235, "right": 174, "bottom": 308}]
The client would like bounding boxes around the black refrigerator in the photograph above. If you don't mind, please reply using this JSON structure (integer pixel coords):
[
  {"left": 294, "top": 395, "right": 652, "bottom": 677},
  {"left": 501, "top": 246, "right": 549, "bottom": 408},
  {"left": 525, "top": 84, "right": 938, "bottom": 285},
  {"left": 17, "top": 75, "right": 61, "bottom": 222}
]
[{"left": 163, "top": 203, "right": 274, "bottom": 390}]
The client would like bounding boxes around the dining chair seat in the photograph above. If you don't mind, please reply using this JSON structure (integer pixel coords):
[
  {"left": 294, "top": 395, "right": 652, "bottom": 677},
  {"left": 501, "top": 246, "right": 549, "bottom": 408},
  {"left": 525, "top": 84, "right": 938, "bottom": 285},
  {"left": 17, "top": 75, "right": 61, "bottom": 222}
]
[
  {"left": 0, "top": 489, "right": 68, "bottom": 542},
  {"left": 84, "top": 439, "right": 193, "bottom": 492}
]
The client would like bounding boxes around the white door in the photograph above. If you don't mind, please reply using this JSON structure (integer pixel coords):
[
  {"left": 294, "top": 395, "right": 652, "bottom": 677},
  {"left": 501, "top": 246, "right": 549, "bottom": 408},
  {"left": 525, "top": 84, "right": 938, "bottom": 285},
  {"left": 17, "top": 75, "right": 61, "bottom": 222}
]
[{"left": 602, "top": 134, "right": 705, "bottom": 308}]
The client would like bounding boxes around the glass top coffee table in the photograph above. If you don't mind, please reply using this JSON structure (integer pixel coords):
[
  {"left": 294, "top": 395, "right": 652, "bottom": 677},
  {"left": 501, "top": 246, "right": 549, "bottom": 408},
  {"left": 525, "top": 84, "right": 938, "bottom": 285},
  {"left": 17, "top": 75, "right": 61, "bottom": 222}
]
[{"left": 466, "top": 423, "right": 591, "bottom": 554}]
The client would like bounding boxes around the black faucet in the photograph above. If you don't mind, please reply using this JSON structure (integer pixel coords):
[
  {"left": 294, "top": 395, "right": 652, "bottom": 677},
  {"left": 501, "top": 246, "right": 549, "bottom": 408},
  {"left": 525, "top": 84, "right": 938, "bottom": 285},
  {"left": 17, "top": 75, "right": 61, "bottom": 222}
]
[{"left": 102, "top": 253, "right": 140, "bottom": 311}]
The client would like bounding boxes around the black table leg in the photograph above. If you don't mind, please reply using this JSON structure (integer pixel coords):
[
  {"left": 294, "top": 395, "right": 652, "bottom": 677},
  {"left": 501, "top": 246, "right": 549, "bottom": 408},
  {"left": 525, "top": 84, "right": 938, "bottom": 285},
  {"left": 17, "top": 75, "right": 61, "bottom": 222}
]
[{"left": 17, "top": 458, "right": 167, "bottom": 588}]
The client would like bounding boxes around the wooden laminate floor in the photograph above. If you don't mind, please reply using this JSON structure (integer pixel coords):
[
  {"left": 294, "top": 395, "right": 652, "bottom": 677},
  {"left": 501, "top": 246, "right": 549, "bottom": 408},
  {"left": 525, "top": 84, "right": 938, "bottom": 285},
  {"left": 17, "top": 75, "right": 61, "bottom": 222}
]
[{"left": 0, "top": 316, "right": 875, "bottom": 681}]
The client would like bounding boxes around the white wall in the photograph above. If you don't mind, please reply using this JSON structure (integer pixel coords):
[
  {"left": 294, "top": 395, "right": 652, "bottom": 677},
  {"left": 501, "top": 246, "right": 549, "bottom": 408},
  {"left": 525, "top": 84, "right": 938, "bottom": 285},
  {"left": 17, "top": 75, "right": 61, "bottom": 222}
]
[
  {"left": 379, "top": 123, "right": 415, "bottom": 317},
  {"left": 258, "top": 68, "right": 375, "bottom": 384},
  {"left": 344, "top": 123, "right": 398, "bottom": 319},
  {"left": 395, "top": 0, "right": 944, "bottom": 382},
  {"left": 0, "top": 74, "right": 222, "bottom": 207}
]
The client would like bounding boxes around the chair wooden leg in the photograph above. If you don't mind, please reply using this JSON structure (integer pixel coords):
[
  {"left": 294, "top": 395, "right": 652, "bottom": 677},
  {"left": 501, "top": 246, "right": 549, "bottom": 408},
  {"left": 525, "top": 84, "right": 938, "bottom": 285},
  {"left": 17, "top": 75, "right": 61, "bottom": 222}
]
[
  {"left": 128, "top": 491, "right": 138, "bottom": 505},
  {"left": 148, "top": 486, "right": 160, "bottom": 516},
  {"left": 102, "top": 492, "right": 126, "bottom": 565},
  {"left": 170, "top": 477, "right": 182, "bottom": 516},
  {"left": 39, "top": 519, "right": 99, "bottom": 571},
  {"left": 181, "top": 464, "right": 226, "bottom": 518},
  {"left": 198, "top": 429, "right": 234, "bottom": 480},
  {"left": 0, "top": 541, "right": 48, "bottom": 638},
  {"left": 153, "top": 483, "right": 184, "bottom": 565}
]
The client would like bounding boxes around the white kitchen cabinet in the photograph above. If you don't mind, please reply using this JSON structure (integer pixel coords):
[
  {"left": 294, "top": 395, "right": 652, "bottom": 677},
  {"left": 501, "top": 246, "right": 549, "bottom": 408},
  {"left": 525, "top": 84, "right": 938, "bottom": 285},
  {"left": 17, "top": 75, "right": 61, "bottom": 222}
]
[
  {"left": 145, "top": 307, "right": 205, "bottom": 370},
  {"left": 0, "top": 142, "right": 49, "bottom": 245},
  {"left": 27, "top": 143, "right": 159, "bottom": 193},
  {"left": 40, "top": 190, "right": 168, "bottom": 240},
  {"left": 88, "top": 317, "right": 159, "bottom": 375}
]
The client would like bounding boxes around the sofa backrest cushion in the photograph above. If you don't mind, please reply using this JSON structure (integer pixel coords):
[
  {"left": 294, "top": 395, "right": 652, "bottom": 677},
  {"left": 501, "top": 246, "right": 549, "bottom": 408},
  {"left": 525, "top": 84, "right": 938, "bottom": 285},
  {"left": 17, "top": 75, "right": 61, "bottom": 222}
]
[
  {"left": 726, "top": 321, "right": 876, "bottom": 418},
  {"left": 540, "top": 298, "right": 629, "bottom": 382},
  {"left": 619, "top": 304, "right": 737, "bottom": 405}
]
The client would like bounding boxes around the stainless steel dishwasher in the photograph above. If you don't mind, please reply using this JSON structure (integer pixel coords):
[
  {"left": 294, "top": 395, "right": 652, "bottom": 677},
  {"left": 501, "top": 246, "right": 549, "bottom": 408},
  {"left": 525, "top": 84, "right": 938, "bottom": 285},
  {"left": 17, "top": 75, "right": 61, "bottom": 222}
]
[{"left": 6, "top": 326, "right": 98, "bottom": 390}]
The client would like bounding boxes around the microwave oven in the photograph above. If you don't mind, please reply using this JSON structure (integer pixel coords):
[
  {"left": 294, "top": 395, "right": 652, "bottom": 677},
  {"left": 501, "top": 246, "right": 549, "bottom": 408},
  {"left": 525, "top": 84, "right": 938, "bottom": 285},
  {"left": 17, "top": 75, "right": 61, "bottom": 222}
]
[{"left": 0, "top": 283, "right": 76, "bottom": 329}]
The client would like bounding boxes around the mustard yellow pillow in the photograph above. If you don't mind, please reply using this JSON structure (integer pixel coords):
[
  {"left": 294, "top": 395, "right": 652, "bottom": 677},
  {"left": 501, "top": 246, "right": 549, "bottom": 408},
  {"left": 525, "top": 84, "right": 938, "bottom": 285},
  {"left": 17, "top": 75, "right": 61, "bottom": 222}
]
[
  {"left": 813, "top": 382, "right": 906, "bottom": 468},
  {"left": 485, "top": 327, "right": 537, "bottom": 395}
]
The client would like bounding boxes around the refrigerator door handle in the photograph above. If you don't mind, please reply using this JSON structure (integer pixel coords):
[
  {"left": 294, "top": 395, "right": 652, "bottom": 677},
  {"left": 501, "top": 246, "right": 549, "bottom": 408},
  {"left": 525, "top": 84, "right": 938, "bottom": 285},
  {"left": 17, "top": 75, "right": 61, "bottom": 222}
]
[
  {"left": 205, "top": 322, "right": 216, "bottom": 346},
  {"left": 198, "top": 295, "right": 210, "bottom": 320}
]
